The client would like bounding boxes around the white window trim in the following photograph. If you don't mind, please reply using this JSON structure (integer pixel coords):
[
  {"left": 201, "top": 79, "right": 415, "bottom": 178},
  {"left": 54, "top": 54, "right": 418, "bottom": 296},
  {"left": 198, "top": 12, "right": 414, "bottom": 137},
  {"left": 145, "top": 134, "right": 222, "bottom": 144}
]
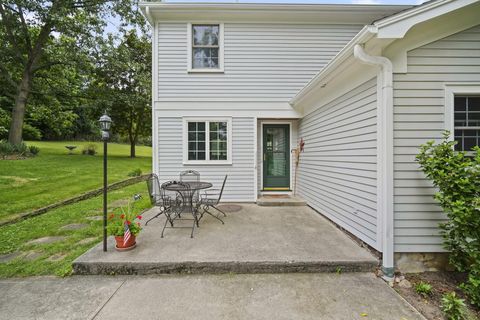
[
  {"left": 187, "top": 23, "right": 224, "bottom": 73},
  {"left": 444, "top": 83, "right": 480, "bottom": 139},
  {"left": 182, "top": 117, "right": 232, "bottom": 165}
]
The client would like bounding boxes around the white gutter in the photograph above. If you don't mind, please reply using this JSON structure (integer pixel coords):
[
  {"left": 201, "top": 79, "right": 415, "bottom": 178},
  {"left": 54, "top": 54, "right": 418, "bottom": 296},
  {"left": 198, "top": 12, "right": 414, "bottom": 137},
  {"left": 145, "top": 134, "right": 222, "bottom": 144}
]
[{"left": 353, "top": 44, "right": 394, "bottom": 279}]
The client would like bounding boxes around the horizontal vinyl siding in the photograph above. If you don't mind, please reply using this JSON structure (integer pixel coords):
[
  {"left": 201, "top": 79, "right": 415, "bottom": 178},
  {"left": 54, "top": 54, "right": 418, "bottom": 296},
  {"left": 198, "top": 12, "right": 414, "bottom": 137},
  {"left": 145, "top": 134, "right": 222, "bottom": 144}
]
[
  {"left": 157, "top": 23, "right": 362, "bottom": 101},
  {"left": 393, "top": 25, "right": 480, "bottom": 252},
  {"left": 297, "top": 77, "right": 378, "bottom": 249},
  {"left": 157, "top": 117, "right": 255, "bottom": 201}
]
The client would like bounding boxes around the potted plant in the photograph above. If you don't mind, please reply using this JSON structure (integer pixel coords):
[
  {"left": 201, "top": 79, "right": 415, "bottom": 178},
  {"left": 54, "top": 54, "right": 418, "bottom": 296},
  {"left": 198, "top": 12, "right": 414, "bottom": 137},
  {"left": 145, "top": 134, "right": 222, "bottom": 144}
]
[{"left": 107, "top": 194, "right": 143, "bottom": 251}]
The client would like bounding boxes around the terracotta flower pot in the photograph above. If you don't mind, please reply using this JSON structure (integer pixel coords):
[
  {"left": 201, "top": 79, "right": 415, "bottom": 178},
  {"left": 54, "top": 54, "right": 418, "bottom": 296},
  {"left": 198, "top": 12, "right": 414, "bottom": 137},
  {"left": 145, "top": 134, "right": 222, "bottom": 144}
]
[{"left": 114, "top": 235, "right": 136, "bottom": 251}]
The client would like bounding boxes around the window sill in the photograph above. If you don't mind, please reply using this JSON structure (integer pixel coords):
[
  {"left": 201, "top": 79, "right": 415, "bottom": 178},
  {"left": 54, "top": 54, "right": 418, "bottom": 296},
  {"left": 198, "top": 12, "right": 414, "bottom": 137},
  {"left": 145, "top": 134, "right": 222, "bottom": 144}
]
[
  {"left": 187, "top": 68, "right": 224, "bottom": 74},
  {"left": 183, "top": 160, "right": 232, "bottom": 166}
]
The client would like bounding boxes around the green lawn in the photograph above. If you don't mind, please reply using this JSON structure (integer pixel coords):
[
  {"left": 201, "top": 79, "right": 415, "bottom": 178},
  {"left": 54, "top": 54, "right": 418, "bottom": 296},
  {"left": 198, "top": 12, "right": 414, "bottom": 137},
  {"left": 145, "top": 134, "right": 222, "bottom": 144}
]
[
  {"left": 0, "top": 182, "right": 152, "bottom": 277},
  {"left": 0, "top": 141, "right": 152, "bottom": 222}
]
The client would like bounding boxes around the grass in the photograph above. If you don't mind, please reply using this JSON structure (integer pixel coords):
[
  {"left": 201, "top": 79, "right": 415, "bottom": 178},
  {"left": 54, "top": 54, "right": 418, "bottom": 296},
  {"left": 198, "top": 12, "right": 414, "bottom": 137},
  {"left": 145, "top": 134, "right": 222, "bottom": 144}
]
[
  {"left": 0, "top": 182, "right": 152, "bottom": 278},
  {"left": 0, "top": 141, "right": 151, "bottom": 222}
]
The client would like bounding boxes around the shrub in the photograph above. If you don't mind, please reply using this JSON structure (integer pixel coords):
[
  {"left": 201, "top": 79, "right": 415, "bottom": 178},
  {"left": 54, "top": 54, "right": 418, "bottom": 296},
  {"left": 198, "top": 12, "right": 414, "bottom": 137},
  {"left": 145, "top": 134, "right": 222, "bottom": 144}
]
[
  {"left": 22, "top": 123, "right": 42, "bottom": 141},
  {"left": 28, "top": 145, "right": 40, "bottom": 156},
  {"left": 416, "top": 131, "right": 480, "bottom": 307},
  {"left": 81, "top": 143, "right": 97, "bottom": 156},
  {"left": 441, "top": 292, "right": 467, "bottom": 320},
  {"left": 127, "top": 168, "right": 142, "bottom": 177},
  {"left": 415, "top": 281, "right": 433, "bottom": 298},
  {"left": 0, "top": 140, "right": 28, "bottom": 158}
]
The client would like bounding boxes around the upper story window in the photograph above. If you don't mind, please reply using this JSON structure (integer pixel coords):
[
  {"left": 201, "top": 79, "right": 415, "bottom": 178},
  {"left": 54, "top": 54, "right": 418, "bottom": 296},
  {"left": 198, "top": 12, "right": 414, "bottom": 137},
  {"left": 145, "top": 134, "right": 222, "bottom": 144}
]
[
  {"left": 454, "top": 96, "right": 480, "bottom": 152},
  {"left": 188, "top": 23, "right": 224, "bottom": 72}
]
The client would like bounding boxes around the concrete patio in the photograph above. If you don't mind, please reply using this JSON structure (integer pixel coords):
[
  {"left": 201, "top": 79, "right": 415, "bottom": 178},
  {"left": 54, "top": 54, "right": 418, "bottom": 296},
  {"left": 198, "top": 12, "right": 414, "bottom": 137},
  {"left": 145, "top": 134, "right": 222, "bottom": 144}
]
[
  {"left": 73, "top": 204, "right": 378, "bottom": 275},
  {"left": 0, "top": 273, "right": 424, "bottom": 320}
]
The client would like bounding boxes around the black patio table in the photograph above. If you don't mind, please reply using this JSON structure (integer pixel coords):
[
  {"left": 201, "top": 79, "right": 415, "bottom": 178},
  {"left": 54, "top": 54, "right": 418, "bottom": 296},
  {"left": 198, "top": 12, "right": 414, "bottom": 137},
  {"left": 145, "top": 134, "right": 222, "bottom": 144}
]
[{"left": 164, "top": 181, "right": 212, "bottom": 237}]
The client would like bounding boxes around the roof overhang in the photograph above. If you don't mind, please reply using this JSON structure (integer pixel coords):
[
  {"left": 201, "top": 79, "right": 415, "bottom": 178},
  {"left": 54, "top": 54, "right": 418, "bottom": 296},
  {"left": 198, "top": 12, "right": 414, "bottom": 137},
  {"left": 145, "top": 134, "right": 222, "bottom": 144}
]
[
  {"left": 290, "top": 0, "right": 480, "bottom": 112},
  {"left": 139, "top": 2, "right": 411, "bottom": 25}
]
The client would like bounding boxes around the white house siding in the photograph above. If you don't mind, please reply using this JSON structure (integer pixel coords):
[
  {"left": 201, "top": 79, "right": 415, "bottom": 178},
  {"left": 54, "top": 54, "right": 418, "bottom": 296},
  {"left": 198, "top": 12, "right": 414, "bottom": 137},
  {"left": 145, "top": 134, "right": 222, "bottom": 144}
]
[
  {"left": 157, "top": 23, "right": 363, "bottom": 102},
  {"left": 157, "top": 116, "right": 256, "bottom": 202},
  {"left": 393, "top": 25, "right": 480, "bottom": 252},
  {"left": 297, "top": 77, "right": 378, "bottom": 249}
]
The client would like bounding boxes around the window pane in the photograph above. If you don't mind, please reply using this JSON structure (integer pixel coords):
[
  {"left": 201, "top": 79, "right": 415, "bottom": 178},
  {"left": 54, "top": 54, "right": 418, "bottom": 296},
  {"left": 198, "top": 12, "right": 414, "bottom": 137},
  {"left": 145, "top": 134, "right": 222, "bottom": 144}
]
[
  {"left": 210, "top": 122, "right": 218, "bottom": 131},
  {"left": 193, "top": 48, "right": 219, "bottom": 69},
  {"left": 454, "top": 97, "right": 466, "bottom": 112},
  {"left": 469, "top": 97, "right": 480, "bottom": 112},
  {"left": 193, "top": 25, "right": 219, "bottom": 46},
  {"left": 187, "top": 121, "right": 206, "bottom": 161}
]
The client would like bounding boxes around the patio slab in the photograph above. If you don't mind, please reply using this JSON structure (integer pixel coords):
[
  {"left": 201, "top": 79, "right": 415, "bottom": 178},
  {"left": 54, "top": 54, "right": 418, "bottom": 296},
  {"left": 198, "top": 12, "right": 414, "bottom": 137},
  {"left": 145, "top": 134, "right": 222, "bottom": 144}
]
[
  {"left": 73, "top": 204, "right": 378, "bottom": 275},
  {"left": 0, "top": 273, "right": 425, "bottom": 320}
]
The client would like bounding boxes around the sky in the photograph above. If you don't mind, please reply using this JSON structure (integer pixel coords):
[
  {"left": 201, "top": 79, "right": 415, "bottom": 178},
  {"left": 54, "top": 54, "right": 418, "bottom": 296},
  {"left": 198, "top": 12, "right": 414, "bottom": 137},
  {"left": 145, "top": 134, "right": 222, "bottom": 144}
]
[{"left": 162, "top": 0, "right": 427, "bottom": 4}]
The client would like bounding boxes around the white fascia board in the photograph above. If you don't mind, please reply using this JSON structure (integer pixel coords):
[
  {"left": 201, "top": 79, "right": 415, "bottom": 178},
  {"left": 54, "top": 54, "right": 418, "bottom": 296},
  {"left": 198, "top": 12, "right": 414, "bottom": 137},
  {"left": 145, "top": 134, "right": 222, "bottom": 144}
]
[
  {"left": 374, "top": 0, "right": 479, "bottom": 38},
  {"left": 289, "top": 26, "right": 377, "bottom": 109},
  {"left": 139, "top": 2, "right": 411, "bottom": 24}
]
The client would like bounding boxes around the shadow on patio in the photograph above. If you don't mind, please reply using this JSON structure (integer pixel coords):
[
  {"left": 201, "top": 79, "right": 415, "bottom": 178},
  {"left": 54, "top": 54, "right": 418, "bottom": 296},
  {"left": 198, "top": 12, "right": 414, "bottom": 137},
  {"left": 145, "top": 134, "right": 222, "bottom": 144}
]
[{"left": 73, "top": 204, "right": 378, "bottom": 275}]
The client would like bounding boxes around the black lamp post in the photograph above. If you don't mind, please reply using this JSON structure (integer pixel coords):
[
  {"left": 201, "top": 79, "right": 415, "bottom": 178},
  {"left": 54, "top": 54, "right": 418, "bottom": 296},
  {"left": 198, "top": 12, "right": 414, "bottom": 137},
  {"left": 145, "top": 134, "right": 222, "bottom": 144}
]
[{"left": 99, "top": 112, "right": 112, "bottom": 252}]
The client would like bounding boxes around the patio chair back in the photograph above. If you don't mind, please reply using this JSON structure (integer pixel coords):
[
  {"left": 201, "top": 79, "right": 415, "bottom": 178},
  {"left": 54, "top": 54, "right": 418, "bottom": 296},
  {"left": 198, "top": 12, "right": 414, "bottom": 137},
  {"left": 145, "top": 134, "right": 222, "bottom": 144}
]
[
  {"left": 217, "top": 175, "right": 228, "bottom": 204},
  {"left": 146, "top": 174, "right": 163, "bottom": 206},
  {"left": 179, "top": 170, "right": 200, "bottom": 183}
]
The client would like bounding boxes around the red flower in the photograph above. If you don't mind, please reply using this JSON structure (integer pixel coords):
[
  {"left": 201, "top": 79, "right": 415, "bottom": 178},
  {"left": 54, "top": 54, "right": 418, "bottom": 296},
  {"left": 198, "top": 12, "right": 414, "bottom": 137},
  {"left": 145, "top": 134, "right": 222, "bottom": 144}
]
[
  {"left": 109, "top": 213, "right": 114, "bottom": 219},
  {"left": 137, "top": 215, "right": 142, "bottom": 220},
  {"left": 127, "top": 220, "right": 131, "bottom": 225},
  {"left": 120, "top": 214, "right": 125, "bottom": 219}
]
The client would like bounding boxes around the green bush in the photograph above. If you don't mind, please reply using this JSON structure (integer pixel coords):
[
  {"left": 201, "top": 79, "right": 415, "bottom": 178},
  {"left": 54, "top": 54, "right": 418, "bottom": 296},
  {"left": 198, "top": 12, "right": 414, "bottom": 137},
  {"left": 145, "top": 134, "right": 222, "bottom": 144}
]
[
  {"left": 28, "top": 145, "right": 40, "bottom": 156},
  {"left": 416, "top": 131, "right": 480, "bottom": 307},
  {"left": 415, "top": 281, "right": 433, "bottom": 298},
  {"left": 127, "top": 168, "right": 142, "bottom": 177},
  {"left": 81, "top": 143, "right": 97, "bottom": 156},
  {"left": 441, "top": 292, "right": 467, "bottom": 320},
  {"left": 0, "top": 140, "right": 29, "bottom": 158},
  {"left": 22, "top": 123, "right": 42, "bottom": 141}
]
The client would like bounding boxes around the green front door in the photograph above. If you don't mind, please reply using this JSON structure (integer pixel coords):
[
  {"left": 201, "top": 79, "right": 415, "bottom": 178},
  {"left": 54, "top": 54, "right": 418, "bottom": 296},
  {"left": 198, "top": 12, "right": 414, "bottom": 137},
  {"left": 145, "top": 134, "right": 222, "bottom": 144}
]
[{"left": 263, "top": 124, "right": 290, "bottom": 190}]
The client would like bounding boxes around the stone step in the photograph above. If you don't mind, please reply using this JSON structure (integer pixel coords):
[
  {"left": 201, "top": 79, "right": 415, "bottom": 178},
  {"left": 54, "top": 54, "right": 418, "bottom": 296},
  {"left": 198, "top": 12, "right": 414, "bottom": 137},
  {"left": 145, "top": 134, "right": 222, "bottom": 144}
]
[
  {"left": 73, "top": 259, "right": 377, "bottom": 275},
  {"left": 256, "top": 195, "right": 307, "bottom": 206}
]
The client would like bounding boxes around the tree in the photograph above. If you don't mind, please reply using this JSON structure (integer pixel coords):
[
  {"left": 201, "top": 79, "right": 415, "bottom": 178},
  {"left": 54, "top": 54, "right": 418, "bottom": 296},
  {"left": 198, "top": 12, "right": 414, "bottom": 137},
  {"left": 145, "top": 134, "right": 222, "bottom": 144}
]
[
  {"left": 93, "top": 31, "right": 151, "bottom": 157},
  {"left": 0, "top": 0, "right": 139, "bottom": 144}
]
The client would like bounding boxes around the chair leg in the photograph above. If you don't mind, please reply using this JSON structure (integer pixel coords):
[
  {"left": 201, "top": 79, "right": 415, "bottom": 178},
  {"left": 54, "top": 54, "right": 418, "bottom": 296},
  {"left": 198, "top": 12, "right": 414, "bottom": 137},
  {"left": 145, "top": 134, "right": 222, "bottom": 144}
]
[
  {"left": 203, "top": 207, "right": 224, "bottom": 225},
  {"left": 212, "top": 205, "right": 227, "bottom": 217},
  {"left": 145, "top": 208, "right": 164, "bottom": 226},
  {"left": 161, "top": 215, "right": 170, "bottom": 238}
]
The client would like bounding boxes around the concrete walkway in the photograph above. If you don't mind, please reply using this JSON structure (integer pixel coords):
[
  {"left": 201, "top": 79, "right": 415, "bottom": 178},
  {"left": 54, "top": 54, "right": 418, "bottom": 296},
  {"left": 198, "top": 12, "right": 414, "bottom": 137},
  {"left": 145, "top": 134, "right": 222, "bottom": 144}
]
[
  {"left": 0, "top": 273, "right": 424, "bottom": 320},
  {"left": 74, "top": 204, "right": 378, "bottom": 274}
]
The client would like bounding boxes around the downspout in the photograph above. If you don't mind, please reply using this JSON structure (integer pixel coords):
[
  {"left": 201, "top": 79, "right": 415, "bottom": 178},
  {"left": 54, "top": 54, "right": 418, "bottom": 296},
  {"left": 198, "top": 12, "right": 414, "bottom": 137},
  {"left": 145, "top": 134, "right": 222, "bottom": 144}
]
[{"left": 354, "top": 44, "right": 395, "bottom": 279}]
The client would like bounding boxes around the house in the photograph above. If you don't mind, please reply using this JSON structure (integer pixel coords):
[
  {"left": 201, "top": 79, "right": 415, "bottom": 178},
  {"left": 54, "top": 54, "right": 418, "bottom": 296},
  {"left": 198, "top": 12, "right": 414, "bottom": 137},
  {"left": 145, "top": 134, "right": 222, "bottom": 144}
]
[{"left": 140, "top": 0, "right": 480, "bottom": 277}]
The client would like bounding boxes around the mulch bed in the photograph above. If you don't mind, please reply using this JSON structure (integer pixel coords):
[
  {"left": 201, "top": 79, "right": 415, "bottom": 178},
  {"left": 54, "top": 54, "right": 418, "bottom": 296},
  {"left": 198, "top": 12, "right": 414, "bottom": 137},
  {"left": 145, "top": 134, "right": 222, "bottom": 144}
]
[{"left": 394, "top": 272, "right": 480, "bottom": 320}]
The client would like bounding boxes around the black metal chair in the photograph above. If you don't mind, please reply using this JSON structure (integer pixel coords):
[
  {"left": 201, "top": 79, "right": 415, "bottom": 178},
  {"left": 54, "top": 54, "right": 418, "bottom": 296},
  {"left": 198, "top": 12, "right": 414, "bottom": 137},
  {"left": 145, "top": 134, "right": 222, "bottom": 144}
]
[
  {"left": 180, "top": 170, "right": 200, "bottom": 202},
  {"left": 145, "top": 174, "right": 172, "bottom": 226},
  {"left": 160, "top": 180, "right": 200, "bottom": 238},
  {"left": 198, "top": 175, "right": 228, "bottom": 224}
]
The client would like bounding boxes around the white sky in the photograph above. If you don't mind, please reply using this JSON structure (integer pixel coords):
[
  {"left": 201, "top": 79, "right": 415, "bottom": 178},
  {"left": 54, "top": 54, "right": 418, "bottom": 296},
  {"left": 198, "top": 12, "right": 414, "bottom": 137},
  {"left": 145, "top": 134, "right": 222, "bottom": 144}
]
[{"left": 162, "top": 0, "right": 427, "bottom": 4}]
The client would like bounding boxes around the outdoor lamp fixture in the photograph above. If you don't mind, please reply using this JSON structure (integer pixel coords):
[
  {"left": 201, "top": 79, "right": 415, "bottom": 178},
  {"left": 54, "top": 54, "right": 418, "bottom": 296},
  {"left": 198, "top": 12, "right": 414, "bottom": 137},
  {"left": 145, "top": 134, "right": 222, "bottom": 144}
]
[{"left": 99, "top": 112, "right": 112, "bottom": 252}]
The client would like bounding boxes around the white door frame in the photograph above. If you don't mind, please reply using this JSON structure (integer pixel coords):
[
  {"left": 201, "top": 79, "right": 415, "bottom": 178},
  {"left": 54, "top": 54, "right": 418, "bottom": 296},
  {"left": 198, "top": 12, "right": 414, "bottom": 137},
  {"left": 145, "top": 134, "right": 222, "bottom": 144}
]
[{"left": 259, "top": 120, "right": 294, "bottom": 194}]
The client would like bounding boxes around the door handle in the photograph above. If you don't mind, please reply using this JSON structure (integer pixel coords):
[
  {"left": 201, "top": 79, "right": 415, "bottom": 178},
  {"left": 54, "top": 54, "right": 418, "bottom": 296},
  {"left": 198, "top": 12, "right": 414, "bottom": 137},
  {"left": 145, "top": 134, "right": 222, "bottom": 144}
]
[{"left": 263, "top": 153, "right": 266, "bottom": 161}]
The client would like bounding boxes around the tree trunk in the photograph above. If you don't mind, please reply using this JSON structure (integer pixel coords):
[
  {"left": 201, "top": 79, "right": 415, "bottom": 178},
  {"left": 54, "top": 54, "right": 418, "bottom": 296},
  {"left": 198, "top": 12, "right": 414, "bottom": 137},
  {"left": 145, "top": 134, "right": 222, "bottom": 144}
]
[
  {"left": 130, "top": 140, "right": 136, "bottom": 158},
  {"left": 8, "top": 71, "right": 31, "bottom": 144}
]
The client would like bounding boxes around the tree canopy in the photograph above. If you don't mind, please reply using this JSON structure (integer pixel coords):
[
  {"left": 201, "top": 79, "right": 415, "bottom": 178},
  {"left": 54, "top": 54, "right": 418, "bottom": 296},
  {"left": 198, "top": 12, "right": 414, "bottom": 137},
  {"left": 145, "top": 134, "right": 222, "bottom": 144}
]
[{"left": 0, "top": 0, "right": 151, "bottom": 155}]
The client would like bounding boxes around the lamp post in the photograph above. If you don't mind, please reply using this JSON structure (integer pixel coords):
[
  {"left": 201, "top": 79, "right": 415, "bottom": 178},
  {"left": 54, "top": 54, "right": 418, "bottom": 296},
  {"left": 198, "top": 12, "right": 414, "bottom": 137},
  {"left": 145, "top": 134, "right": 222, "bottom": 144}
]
[{"left": 99, "top": 112, "right": 112, "bottom": 252}]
